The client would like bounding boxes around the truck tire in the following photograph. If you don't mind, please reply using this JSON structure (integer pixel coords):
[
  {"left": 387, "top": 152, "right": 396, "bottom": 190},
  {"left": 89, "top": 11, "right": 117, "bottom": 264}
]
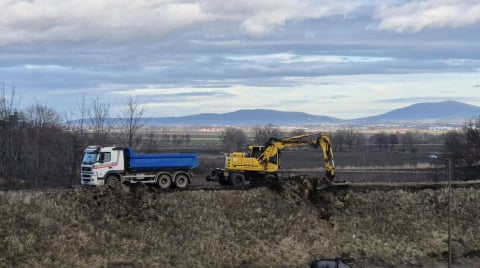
[
  {"left": 175, "top": 173, "right": 189, "bottom": 188},
  {"left": 106, "top": 175, "right": 121, "bottom": 189},
  {"left": 157, "top": 174, "right": 172, "bottom": 189},
  {"left": 230, "top": 173, "right": 246, "bottom": 187}
]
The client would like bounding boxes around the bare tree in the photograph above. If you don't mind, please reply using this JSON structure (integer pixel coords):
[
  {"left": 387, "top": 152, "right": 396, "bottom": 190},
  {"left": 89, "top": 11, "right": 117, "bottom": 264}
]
[
  {"left": 0, "top": 86, "right": 82, "bottom": 188},
  {"left": 184, "top": 133, "right": 191, "bottom": 146},
  {"left": 160, "top": 133, "right": 171, "bottom": 145},
  {"left": 289, "top": 128, "right": 306, "bottom": 136},
  {"left": 253, "top": 124, "right": 282, "bottom": 145},
  {"left": 88, "top": 97, "right": 114, "bottom": 145},
  {"left": 400, "top": 131, "right": 418, "bottom": 153},
  {"left": 336, "top": 129, "right": 358, "bottom": 152},
  {"left": 0, "top": 83, "right": 24, "bottom": 184},
  {"left": 72, "top": 93, "right": 89, "bottom": 140},
  {"left": 0, "top": 83, "right": 20, "bottom": 122},
  {"left": 172, "top": 134, "right": 185, "bottom": 145},
  {"left": 464, "top": 117, "right": 480, "bottom": 158},
  {"left": 219, "top": 127, "right": 248, "bottom": 152},
  {"left": 389, "top": 133, "right": 399, "bottom": 152},
  {"left": 444, "top": 130, "right": 468, "bottom": 165},
  {"left": 331, "top": 131, "right": 344, "bottom": 152},
  {"left": 355, "top": 132, "right": 367, "bottom": 150},
  {"left": 448, "top": 117, "right": 480, "bottom": 166},
  {"left": 63, "top": 94, "right": 91, "bottom": 186},
  {"left": 373, "top": 132, "right": 389, "bottom": 151},
  {"left": 120, "top": 95, "right": 147, "bottom": 147},
  {"left": 25, "top": 103, "right": 62, "bottom": 187}
]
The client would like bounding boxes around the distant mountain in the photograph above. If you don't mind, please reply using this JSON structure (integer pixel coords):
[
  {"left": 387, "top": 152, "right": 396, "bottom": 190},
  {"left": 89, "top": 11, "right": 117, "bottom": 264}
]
[
  {"left": 98, "top": 100, "right": 480, "bottom": 127},
  {"left": 354, "top": 100, "right": 480, "bottom": 123},
  {"left": 145, "top": 109, "right": 341, "bottom": 126}
]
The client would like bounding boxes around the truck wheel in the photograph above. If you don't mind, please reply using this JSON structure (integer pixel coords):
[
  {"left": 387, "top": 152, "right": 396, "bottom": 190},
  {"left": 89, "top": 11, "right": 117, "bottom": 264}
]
[
  {"left": 175, "top": 174, "right": 189, "bottom": 188},
  {"left": 107, "top": 175, "right": 121, "bottom": 189},
  {"left": 230, "top": 173, "right": 246, "bottom": 187},
  {"left": 157, "top": 174, "right": 172, "bottom": 189}
]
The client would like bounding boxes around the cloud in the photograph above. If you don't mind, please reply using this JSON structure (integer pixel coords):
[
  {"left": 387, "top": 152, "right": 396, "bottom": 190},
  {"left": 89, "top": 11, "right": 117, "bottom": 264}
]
[
  {"left": 0, "top": 0, "right": 356, "bottom": 46},
  {"left": 374, "top": 0, "right": 480, "bottom": 32},
  {"left": 114, "top": 88, "right": 233, "bottom": 98},
  {"left": 375, "top": 96, "right": 480, "bottom": 104},
  {"left": 229, "top": 1, "right": 355, "bottom": 36},
  {"left": 0, "top": 0, "right": 209, "bottom": 46}
]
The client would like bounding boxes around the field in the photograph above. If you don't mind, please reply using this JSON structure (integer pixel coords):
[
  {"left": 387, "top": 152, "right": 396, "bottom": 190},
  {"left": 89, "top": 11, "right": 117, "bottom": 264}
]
[{"left": 1, "top": 184, "right": 480, "bottom": 267}]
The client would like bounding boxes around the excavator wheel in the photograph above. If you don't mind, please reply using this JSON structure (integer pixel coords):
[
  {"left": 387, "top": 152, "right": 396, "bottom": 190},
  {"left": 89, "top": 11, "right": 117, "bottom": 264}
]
[
  {"left": 230, "top": 173, "right": 246, "bottom": 187},
  {"left": 264, "top": 174, "right": 278, "bottom": 182}
]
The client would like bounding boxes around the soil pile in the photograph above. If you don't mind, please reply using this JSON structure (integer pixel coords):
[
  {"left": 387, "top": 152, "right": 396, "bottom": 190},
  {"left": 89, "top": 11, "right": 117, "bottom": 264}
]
[{"left": 1, "top": 182, "right": 479, "bottom": 267}]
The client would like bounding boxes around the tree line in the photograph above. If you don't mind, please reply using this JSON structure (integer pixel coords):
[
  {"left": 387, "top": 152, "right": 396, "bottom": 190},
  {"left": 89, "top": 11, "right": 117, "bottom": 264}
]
[
  {"left": 219, "top": 124, "right": 446, "bottom": 153},
  {"left": 0, "top": 85, "right": 148, "bottom": 188}
]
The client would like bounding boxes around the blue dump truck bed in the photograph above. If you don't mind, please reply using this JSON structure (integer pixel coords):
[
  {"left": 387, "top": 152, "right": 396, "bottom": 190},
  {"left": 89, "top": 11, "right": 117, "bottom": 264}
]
[{"left": 124, "top": 148, "right": 199, "bottom": 171}]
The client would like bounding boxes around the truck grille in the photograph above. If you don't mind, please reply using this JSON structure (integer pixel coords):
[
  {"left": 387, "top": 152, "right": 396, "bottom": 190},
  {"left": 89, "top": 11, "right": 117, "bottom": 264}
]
[{"left": 82, "top": 167, "right": 92, "bottom": 172}]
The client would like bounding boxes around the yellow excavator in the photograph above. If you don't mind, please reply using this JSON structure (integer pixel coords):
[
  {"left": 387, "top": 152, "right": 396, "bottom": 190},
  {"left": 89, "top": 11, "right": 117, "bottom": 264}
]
[{"left": 206, "top": 132, "right": 335, "bottom": 188}]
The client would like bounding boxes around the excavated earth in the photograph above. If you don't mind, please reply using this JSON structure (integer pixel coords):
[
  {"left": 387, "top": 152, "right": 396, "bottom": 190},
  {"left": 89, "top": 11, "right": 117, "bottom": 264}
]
[{"left": 1, "top": 178, "right": 480, "bottom": 267}]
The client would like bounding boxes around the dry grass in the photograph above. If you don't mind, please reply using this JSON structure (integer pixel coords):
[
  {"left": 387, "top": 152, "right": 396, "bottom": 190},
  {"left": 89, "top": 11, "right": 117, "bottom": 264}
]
[{"left": 1, "top": 185, "right": 479, "bottom": 267}]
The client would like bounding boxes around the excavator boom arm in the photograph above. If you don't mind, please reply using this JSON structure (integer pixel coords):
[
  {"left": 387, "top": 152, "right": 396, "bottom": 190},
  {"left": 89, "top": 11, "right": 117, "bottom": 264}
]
[{"left": 258, "top": 133, "right": 335, "bottom": 182}]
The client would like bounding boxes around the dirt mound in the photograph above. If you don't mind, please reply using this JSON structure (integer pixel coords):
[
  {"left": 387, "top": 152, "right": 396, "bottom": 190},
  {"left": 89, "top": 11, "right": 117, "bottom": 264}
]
[{"left": 1, "top": 183, "right": 480, "bottom": 267}]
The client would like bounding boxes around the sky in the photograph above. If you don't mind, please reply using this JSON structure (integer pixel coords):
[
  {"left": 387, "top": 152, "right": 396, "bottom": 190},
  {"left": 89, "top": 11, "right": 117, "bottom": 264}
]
[{"left": 0, "top": 0, "right": 479, "bottom": 120}]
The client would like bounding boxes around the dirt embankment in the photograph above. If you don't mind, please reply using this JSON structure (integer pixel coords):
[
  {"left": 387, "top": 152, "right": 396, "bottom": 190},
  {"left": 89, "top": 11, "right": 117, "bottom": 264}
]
[{"left": 1, "top": 182, "right": 480, "bottom": 267}]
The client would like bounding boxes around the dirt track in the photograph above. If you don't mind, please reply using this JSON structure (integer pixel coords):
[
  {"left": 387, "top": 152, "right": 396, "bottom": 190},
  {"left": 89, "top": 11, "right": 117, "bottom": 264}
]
[{"left": 1, "top": 180, "right": 480, "bottom": 267}]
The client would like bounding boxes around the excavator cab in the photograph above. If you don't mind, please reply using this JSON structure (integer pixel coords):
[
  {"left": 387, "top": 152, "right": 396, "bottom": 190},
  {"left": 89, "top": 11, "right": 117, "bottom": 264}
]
[{"left": 248, "top": 145, "right": 263, "bottom": 158}]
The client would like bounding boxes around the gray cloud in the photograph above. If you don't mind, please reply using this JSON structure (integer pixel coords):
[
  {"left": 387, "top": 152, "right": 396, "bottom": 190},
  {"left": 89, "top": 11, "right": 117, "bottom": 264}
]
[
  {"left": 1, "top": 1, "right": 479, "bottom": 117},
  {"left": 375, "top": 96, "right": 480, "bottom": 104},
  {"left": 374, "top": 0, "right": 480, "bottom": 33},
  {"left": 116, "top": 90, "right": 234, "bottom": 100},
  {"left": 0, "top": 0, "right": 356, "bottom": 46}
]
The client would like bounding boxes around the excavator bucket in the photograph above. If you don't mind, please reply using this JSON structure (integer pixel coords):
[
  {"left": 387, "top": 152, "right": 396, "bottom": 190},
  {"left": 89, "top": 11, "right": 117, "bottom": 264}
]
[{"left": 314, "top": 177, "right": 332, "bottom": 190}]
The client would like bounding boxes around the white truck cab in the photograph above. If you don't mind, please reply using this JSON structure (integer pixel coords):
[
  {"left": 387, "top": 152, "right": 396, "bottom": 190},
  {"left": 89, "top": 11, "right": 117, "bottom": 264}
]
[{"left": 80, "top": 146, "right": 124, "bottom": 186}]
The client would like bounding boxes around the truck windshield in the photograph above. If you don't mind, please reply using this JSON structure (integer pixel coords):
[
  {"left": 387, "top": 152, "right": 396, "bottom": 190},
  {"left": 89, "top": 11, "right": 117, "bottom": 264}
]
[{"left": 82, "top": 151, "right": 98, "bottom": 165}]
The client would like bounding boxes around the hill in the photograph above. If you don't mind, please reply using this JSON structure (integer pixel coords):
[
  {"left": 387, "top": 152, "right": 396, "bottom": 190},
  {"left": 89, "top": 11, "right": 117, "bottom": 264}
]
[
  {"left": 74, "top": 100, "right": 479, "bottom": 127},
  {"left": 354, "top": 100, "right": 480, "bottom": 123},
  {"left": 145, "top": 109, "right": 341, "bottom": 126},
  {"left": 142, "top": 101, "right": 480, "bottom": 127}
]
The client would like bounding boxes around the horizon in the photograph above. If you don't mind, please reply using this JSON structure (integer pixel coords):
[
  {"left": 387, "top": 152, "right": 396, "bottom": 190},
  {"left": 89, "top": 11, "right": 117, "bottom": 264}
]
[
  {"left": 141, "top": 99, "right": 478, "bottom": 120},
  {"left": 1, "top": 1, "right": 479, "bottom": 119}
]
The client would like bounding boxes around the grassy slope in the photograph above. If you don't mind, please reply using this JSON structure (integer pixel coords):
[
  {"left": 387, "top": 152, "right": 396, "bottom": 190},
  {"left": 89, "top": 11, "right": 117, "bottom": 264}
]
[{"left": 1, "top": 186, "right": 479, "bottom": 267}]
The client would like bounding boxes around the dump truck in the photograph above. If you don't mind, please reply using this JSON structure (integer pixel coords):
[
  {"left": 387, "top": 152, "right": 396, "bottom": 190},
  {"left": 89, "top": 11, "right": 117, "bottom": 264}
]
[
  {"left": 206, "top": 132, "right": 335, "bottom": 189},
  {"left": 81, "top": 145, "right": 199, "bottom": 188}
]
